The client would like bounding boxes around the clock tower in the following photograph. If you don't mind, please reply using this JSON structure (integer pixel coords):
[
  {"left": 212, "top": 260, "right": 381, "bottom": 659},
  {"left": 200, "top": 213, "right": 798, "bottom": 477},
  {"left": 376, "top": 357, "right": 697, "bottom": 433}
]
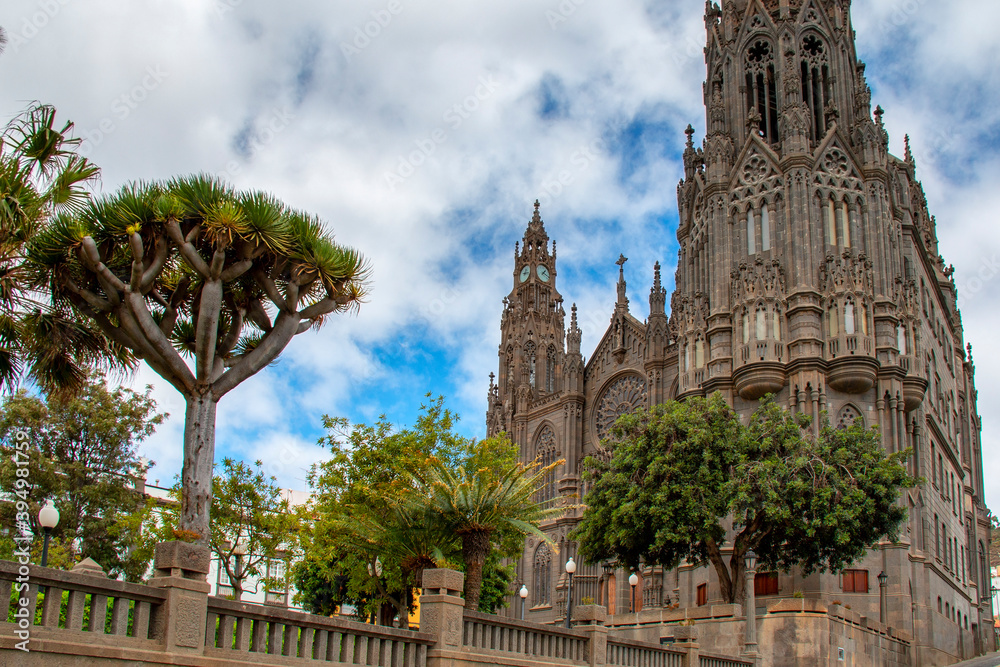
[{"left": 487, "top": 200, "right": 584, "bottom": 500}]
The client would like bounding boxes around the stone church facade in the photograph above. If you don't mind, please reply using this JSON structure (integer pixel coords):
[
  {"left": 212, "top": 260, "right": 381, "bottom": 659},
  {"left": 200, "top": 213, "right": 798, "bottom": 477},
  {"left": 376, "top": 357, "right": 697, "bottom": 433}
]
[{"left": 485, "top": 0, "right": 992, "bottom": 663}]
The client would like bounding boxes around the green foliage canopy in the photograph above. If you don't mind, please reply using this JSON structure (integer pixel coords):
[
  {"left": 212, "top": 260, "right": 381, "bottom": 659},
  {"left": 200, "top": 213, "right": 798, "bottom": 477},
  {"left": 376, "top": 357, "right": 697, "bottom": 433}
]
[
  {"left": 0, "top": 371, "right": 165, "bottom": 580},
  {"left": 572, "top": 393, "right": 916, "bottom": 604}
]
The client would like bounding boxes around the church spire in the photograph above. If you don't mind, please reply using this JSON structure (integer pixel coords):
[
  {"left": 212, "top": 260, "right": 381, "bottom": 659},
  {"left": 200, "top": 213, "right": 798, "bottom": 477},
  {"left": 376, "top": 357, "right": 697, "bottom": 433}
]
[
  {"left": 614, "top": 254, "right": 629, "bottom": 313},
  {"left": 649, "top": 261, "right": 666, "bottom": 316}
]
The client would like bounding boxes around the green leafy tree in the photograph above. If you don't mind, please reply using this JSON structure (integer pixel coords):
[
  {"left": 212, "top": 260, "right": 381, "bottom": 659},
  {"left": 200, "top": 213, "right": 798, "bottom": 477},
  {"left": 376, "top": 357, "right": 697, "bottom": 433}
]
[
  {"left": 301, "top": 396, "right": 555, "bottom": 623},
  {"left": 208, "top": 458, "right": 298, "bottom": 600},
  {"left": 24, "top": 169, "right": 370, "bottom": 543},
  {"left": 0, "top": 104, "right": 125, "bottom": 395},
  {"left": 0, "top": 372, "right": 165, "bottom": 580},
  {"left": 572, "top": 393, "right": 916, "bottom": 605}
]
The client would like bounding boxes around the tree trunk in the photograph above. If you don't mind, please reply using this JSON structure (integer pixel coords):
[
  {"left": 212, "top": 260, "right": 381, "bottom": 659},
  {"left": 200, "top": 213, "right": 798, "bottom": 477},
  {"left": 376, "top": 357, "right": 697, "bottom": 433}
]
[
  {"left": 179, "top": 391, "right": 218, "bottom": 544},
  {"left": 461, "top": 529, "right": 492, "bottom": 610}
]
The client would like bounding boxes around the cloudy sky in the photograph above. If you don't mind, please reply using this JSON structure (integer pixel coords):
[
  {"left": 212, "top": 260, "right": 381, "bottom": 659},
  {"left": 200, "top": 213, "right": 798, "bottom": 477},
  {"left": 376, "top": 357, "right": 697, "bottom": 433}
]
[{"left": 3, "top": 0, "right": 999, "bottom": 508}]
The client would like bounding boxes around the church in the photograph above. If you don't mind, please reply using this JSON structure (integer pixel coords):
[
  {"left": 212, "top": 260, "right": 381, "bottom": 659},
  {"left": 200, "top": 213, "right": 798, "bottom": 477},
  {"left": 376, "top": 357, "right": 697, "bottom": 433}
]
[{"left": 485, "top": 0, "right": 992, "bottom": 664}]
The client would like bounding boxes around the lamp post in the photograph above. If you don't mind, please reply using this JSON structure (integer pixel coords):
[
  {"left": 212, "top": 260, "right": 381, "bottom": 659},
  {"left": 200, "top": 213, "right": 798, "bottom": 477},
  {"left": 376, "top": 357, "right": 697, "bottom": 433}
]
[
  {"left": 602, "top": 562, "right": 615, "bottom": 612},
  {"left": 744, "top": 549, "right": 759, "bottom": 666},
  {"left": 877, "top": 571, "right": 888, "bottom": 624},
  {"left": 37, "top": 500, "right": 60, "bottom": 567},
  {"left": 565, "top": 557, "right": 576, "bottom": 628},
  {"left": 519, "top": 584, "right": 528, "bottom": 620},
  {"left": 629, "top": 572, "right": 639, "bottom": 613},
  {"left": 233, "top": 540, "right": 247, "bottom": 601}
]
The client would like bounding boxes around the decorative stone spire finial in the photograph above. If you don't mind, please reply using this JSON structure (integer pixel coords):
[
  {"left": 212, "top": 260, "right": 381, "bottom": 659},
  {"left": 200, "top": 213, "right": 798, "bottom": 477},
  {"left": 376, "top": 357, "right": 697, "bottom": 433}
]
[
  {"left": 650, "top": 261, "right": 666, "bottom": 315},
  {"left": 615, "top": 254, "right": 629, "bottom": 312},
  {"left": 567, "top": 303, "right": 582, "bottom": 354},
  {"left": 904, "top": 134, "right": 915, "bottom": 166}
]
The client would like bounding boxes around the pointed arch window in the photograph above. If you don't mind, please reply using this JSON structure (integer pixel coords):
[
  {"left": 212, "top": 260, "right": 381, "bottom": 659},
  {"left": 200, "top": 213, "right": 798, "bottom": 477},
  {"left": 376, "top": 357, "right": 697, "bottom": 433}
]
[
  {"left": 801, "top": 34, "right": 830, "bottom": 142},
  {"left": 526, "top": 341, "right": 537, "bottom": 388},
  {"left": 844, "top": 299, "right": 856, "bottom": 335},
  {"left": 695, "top": 338, "right": 705, "bottom": 368},
  {"left": 839, "top": 202, "right": 850, "bottom": 248},
  {"left": 745, "top": 40, "right": 778, "bottom": 142},
  {"left": 747, "top": 208, "right": 756, "bottom": 255},
  {"left": 761, "top": 204, "right": 771, "bottom": 252},
  {"left": 755, "top": 306, "right": 767, "bottom": 341},
  {"left": 828, "top": 303, "right": 839, "bottom": 337},
  {"left": 826, "top": 197, "right": 837, "bottom": 246},
  {"left": 742, "top": 310, "right": 751, "bottom": 345},
  {"left": 772, "top": 307, "right": 782, "bottom": 342},
  {"left": 533, "top": 544, "right": 552, "bottom": 607},
  {"left": 534, "top": 426, "right": 558, "bottom": 503},
  {"left": 546, "top": 346, "right": 556, "bottom": 393}
]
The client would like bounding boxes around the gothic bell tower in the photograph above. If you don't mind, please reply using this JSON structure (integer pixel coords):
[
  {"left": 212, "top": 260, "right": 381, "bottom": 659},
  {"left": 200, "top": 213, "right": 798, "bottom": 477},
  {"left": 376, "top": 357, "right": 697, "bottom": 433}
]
[
  {"left": 487, "top": 201, "right": 584, "bottom": 486},
  {"left": 674, "top": 0, "right": 909, "bottom": 417}
]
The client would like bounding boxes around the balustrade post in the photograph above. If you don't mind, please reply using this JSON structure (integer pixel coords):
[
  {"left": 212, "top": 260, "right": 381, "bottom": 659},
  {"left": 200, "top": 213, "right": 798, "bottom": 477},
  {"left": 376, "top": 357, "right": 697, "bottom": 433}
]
[
  {"left": 147, "top": 541, "right": 212, "bottom": 656},
  {"left": 421, "top": 568, "right": 466, "bottom": 664},
  {"left": 574, "top": 604, "right": 607, "bottom": 667}
]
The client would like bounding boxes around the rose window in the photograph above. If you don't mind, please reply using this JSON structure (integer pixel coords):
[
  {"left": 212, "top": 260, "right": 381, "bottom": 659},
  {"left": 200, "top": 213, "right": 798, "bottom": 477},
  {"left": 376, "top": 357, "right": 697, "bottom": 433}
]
[{"left": 595, "top": 375, "right": 648, "bottom": 442}]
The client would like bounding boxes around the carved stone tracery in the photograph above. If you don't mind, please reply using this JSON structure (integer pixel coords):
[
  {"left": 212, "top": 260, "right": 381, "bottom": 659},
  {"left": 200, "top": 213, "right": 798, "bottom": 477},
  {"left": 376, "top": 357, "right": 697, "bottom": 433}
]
[{"left": 595, "top": 375, "right": 648, "bottom": 442}]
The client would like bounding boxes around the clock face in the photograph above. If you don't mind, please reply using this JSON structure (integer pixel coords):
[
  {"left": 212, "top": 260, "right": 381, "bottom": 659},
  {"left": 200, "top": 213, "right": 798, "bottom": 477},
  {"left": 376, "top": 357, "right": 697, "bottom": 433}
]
[
  {"left": 537, "top": 265, "right": 550, "bottom": 282},
  {"left": 519, "top": 265, "right": 531, "bottom": 282}
]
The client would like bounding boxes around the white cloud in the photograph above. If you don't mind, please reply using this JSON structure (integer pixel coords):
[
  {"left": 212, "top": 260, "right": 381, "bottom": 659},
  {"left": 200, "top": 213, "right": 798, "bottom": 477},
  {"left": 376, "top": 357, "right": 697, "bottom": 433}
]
[{"left": 3, "top": 0, "right": 998, "bottom": 512}]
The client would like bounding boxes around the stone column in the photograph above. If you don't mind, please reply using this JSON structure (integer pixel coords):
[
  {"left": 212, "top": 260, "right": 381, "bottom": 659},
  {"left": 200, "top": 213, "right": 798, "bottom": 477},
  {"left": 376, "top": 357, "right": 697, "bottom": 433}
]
[
  {"left": 146, "top": 541, "right": 212, "bottom": 656},
  {"left": 421, "top": 569, "right": 466, "bottom": 651}
]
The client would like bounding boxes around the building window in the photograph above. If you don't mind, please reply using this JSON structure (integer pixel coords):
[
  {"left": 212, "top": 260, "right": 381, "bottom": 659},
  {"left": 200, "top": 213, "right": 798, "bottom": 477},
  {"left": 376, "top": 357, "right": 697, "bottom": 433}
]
[
  {"left": 755, "top": 306, "right": 767, "bottom": 341},
  {"left": 747, "top": 208, "right": 756, "bottom": 255},
  {"left": 533, "top": 545, "right": 552, "bottom": 607},
  {"left": 826, "top": 198, "right": 837, "bottom": 246},
  {"left": 841, "top": 569, "right": 868, "bottom": 593},
  {"left": 534, "top": 426, "right": 558, "bottom": 502},
  {"left": 526, "top": 341, "right": 537, "bottom": 388},
  {"left": 265, "top": 558, "right": 288, "bottom": 605},
  {"left": 217, "top": 563, "right": 234, "bottom": 599},
  {"left": 697, "top": 583, "right": 708, "bottom": 607},
  {"left": 828, "top": 304, "right": 839, "bottom": 338},
  {"left": 897, "top": 324, "right": 907, "bottom": 355},
  {"left": 772, "top": 308, "right": 781, "bottom": 342},
  {"left": 844, "top": 300, "right": 856, "bottom": 335},
  {"left": 801, "top": 34, "right": 830, "bottom": 142},
  {"left": 695, "top": 338, "right": 705, "bottom": 368},
  {"left": 761, "top": 204, "right": 771, "bottom": 252},
  {"left": 754, "top": 572, "right": 779, "bottom": 596},
  {"left": 745, "top": 40, "right": 778, "bottom": 142},
  {"left": 546, "top": 346, "right": 556, "bottom": 393}
]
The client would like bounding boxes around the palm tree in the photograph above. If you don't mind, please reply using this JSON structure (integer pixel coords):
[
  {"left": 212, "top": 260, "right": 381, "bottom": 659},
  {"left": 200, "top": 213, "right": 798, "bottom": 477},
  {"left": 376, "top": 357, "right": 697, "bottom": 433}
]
[
  {"left": 0, "top": 103, "right": 124, "bottom": 396},
  {"left": 25, "top": 171, "right": 371, "bottom": 544},
  {"left": 409, "top": 457, "right": 565, "bottom": 610},
  {"left": 332, "top": 500, "right": 450, "bottom": 627}
]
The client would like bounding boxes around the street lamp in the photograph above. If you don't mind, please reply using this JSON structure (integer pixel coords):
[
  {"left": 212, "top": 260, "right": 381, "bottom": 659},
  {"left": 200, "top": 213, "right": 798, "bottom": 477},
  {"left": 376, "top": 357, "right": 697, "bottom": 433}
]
[
  {"left": 602, "top": 562, "right": 615, "bottom": 611},
  {"left": 744, "top": 549, "right": 759, "bottom": 666},
  {"left": 233, "top": 540, "right": 247, "bottom": 601},
  {"left": 565, "top": 557, "right": 577, "bottom": 628},
  {"left": 877, "top": 571, "right": 888, "bottom": 624},
  {"left": 519, "top": 584, "right": 528, "bottom": 620},
  {"left": 37, "top": 500, "right": 59, "bottom": 567},
  {"left": 629, "top": 572, "right": 639, "bottom": 613}
]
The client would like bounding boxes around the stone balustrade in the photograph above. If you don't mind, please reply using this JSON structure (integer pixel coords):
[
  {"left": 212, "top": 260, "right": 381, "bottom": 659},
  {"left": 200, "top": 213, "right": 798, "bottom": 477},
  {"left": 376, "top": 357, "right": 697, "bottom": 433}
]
[
  {"left": 1, "top": 555, "right": 752, "bottom": 667},
  {"left": 606, "top": 636, "right": 685, "bottom": 667},
  {"left": 205, "top": 595, "right": 434, "bottom": 664}
]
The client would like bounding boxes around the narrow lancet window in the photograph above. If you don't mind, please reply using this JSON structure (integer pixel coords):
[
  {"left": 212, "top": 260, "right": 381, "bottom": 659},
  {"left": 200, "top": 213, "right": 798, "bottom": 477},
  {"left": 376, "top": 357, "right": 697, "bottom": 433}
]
[{"left": 761, "top": 204, "right": 771, "bottom": 252}]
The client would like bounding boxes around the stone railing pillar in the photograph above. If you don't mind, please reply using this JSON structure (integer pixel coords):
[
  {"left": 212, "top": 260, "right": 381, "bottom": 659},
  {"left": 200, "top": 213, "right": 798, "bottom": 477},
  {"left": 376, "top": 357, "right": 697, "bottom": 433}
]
[
  {"left": 146, "top": 541, "right": 211, "bottom": 655},
  {"left": 574, "top": 604, "right": 608, "bottom": 667},
  {"left": 420, "top": 568, "right": 466, "bottom": 650},
  {"left": 672, "top": 624, "right": 701, "bottom": 667}
]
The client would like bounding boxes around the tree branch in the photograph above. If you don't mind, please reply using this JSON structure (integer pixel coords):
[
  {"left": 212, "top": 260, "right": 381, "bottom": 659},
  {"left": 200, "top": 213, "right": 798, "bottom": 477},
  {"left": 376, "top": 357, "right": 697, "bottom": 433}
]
[
  {"left": 124, "top": 291, "right": 196, "bottom": 392},
  {"left": 252, "top": 267, "right": 286, "bottom": 312},
  {"left": 211, "top": 311, "right": 299, "bottom": 399},
  {"left": 165, "top": 220, "right": 211, "bottom": 278},
  {"left": 141, "top": 235, "right": 169, "bottom": 292}
]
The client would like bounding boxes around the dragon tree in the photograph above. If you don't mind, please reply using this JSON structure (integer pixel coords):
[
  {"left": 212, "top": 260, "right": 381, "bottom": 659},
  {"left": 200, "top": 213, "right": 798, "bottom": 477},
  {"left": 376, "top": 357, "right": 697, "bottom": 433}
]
[{"left": 27, "top": 174, "right": 369, "bottom": 543}]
